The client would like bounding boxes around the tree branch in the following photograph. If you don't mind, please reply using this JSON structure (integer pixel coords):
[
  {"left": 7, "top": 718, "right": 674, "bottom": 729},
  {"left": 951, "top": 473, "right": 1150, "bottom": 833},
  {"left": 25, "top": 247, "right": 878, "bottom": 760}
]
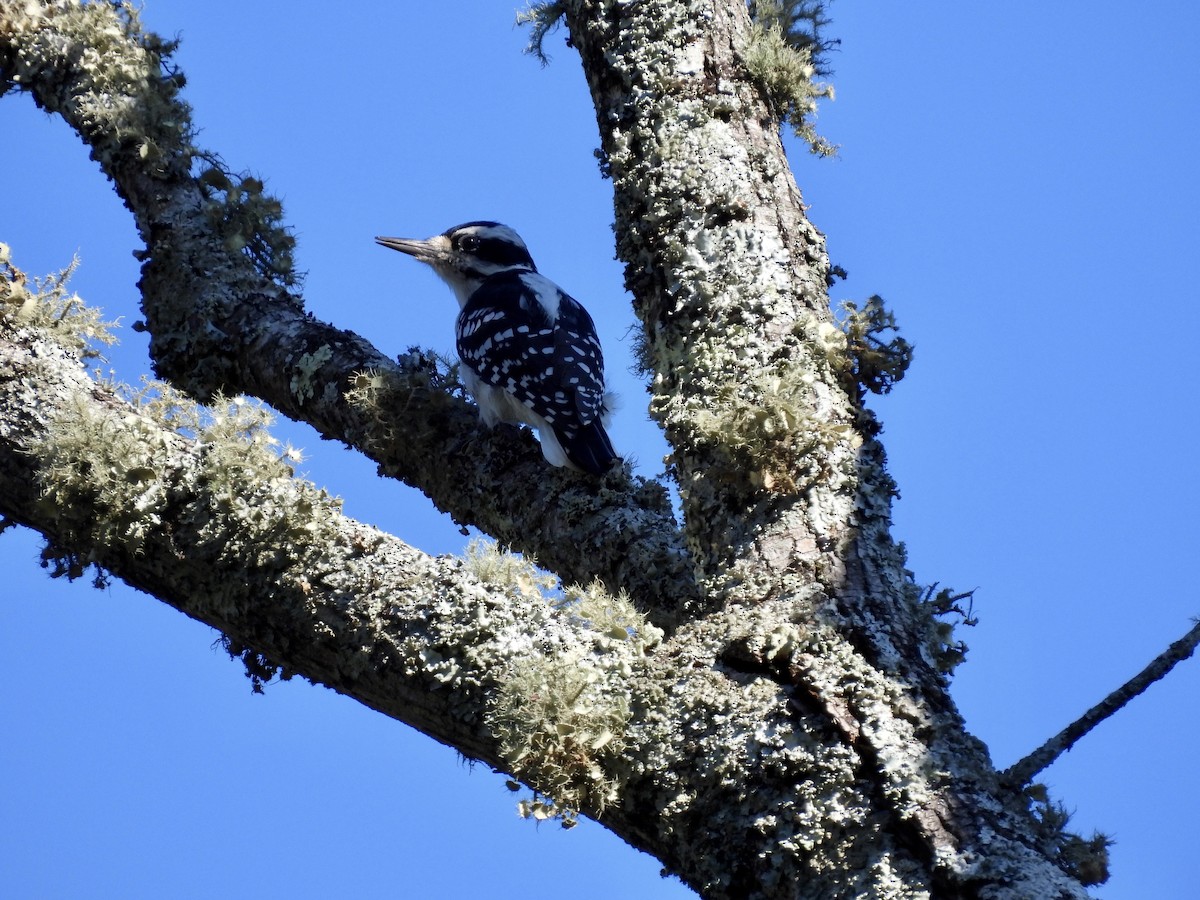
[
  {"left": 565, "top": 0, "right": 849, "bottom": 600},
  {"left": 0, "top": 251, "right": 674, "bottom": 790},
  {"left": 1004, "top": 619, "right": 1200, "bottom": 787},
  {"left": 559, "top": 0, "right": 927, "bottom": 671}
]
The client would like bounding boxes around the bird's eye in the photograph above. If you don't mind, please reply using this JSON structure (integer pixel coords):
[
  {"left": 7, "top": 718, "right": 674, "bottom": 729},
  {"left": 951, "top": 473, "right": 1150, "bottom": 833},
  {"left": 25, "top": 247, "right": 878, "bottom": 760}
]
[{"left": 459, "top": 235, "right": 481, "bottom": 252}]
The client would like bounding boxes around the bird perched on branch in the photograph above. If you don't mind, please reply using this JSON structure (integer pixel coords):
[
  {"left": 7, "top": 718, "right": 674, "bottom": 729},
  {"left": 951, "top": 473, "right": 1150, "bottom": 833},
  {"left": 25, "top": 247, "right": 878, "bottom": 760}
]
[{"left": 376, "top": 221, "right": 619, "bottom": 475}]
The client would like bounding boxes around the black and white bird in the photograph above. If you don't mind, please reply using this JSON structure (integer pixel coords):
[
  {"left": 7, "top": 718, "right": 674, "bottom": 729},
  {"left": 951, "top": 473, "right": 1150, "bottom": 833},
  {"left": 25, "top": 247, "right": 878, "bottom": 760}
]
[{"left": 376, "top": 221, "right": 620, "bottom": 475}]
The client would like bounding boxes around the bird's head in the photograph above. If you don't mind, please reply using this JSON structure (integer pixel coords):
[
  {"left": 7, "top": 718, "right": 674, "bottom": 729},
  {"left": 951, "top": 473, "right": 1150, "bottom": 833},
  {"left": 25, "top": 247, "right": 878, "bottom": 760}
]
[{"left": 376, "top": 221, "right": 536, "bottom": 307}]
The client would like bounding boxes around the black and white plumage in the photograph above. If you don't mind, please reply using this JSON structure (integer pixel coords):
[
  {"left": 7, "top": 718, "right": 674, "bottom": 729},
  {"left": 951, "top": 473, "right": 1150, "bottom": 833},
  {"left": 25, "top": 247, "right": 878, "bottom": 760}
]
[{"left": 376, "top": 221, "right": 619, "bottom": 475}]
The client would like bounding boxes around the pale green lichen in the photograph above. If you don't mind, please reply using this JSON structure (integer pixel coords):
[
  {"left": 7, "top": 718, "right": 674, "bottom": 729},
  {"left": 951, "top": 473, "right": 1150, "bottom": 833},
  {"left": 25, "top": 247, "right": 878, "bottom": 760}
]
[
  {"left": 343, "top": 368, "right": 395, "bottom": 450},
  {"left": 343, "top": 351, "right": 463, "bottom": 452},
  {"left": 554, "top": 579, "right": 664, "bottom": 656},
  {"left": 34, "top": 378, "right": 332, "bottom": 582},
  {"left": 673, "top": 351, "right": 859, "bottom": 493},
  {"left": 748, "top": 1, "right": 838, "bottom": 76},
  {"left": 743, "top": 18, "right": 837, "bottom": 156},
  {"left": 492, "top": 648, "right": 630, "bottom": 826},
  {"left": 468, "top": 541, "right": 659, "bottom": 825},
  {"left": 464, "top": 538, "right": 558, "bottom": 599},
  {"left": 0, "top": 247, "right": 118, "bottom": 358}
]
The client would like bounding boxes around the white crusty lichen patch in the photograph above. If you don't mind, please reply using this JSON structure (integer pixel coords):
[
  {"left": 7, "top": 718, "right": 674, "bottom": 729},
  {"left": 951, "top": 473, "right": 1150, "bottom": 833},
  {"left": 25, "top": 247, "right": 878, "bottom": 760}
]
[
  {"left": 468, "top": 540, "right": 661, "bottom": 825},
  {"left": 612, "top": 598, "right": 1015, "bottom": 896},
  {"left": 289, "top": 344, "right": 334, "bottom": 404},
  {"left": 623, "top": 616, "right": 931, "bottom": 896}
]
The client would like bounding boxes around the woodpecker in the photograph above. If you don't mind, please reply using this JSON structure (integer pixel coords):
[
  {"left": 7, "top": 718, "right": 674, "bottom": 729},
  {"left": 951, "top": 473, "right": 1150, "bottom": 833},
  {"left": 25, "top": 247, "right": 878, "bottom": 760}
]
[{"left": 376, "top": 221, "right": 620, "bottom": 475}]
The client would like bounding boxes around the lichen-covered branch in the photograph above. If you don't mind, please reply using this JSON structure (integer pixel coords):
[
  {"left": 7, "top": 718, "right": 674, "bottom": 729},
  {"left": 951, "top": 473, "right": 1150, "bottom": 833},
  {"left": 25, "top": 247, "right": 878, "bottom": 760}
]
[
  {"left": 561, "top": 0, "right": 889, "bottom": 616},
  {"left": 0, "top": 279, "right": 907, "bottom": 895},
  {"left": 557, "top": 0, "right": 942, "bottom": 736},
  {"left": 5, "top": 219, "right": 1102, "bottom": 900},
  {"left": 0, "top": 0, "right": 696, "bottom": 621},
  {"left": 1004, "top": 619, "right": 1200, "bottom": 787},
  {"left": 0, "top": 248, "right": 657, "bottom": 793},
  {"left": 1, "top": 247, "right": 1093, "bottom": 898},
  {"left": 0, "top": 1, "right": 1134, "bottom": 897}
]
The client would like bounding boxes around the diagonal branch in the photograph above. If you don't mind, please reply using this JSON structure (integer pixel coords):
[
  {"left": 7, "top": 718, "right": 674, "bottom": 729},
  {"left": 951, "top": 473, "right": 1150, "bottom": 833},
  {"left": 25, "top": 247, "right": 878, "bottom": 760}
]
[
  {"left": 560, "top": 0, "right": 928, "bottom": 663},
  {"left": 1004, "top": 619, "right": 1200, "bottom": 787},
  {"left": 0, "top": 2, "right": 697, "bottom": 622},
  {"left": 0, "top": 287, "right": 519, "bottom": 767}
]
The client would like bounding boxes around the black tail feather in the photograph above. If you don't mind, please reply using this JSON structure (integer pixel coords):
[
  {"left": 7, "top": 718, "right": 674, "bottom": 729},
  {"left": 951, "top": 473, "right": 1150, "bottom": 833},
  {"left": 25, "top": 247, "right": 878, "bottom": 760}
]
[{"left": 563, "top": 420, "right": 620, "bottom": 475}]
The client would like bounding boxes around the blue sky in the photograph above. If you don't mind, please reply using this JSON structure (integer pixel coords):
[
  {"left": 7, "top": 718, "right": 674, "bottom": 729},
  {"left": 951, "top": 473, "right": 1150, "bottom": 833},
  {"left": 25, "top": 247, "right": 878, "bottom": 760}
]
[{"left": 2, "top": 2, "right": 1198, "bottom": 897}]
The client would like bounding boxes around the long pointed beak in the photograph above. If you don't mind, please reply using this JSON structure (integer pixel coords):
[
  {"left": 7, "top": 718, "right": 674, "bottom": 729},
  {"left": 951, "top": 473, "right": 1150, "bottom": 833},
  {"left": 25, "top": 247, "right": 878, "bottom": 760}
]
[{"left": 375, "top": 235, "right": 442, "bottom": 263}]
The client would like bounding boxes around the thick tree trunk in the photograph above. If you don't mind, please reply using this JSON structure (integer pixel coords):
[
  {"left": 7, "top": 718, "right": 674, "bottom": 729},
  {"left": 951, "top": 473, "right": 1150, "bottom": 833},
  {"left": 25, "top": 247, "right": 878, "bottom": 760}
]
[{"left": 0, "top": 2, "right": 1096, "bottom": 897}]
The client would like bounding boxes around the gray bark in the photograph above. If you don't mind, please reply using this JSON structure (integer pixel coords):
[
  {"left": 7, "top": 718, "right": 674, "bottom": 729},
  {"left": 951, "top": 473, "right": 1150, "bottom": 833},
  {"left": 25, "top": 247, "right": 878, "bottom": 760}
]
[{"left": 0, "top": 2, "right": 1102, "bottom": 897}]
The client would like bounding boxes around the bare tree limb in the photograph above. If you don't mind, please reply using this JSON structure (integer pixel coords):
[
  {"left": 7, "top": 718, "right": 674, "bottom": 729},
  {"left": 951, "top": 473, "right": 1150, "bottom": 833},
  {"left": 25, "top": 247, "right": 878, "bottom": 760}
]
[{"left": 1004, "top": 619, "right": 1200, "bottom": 787}]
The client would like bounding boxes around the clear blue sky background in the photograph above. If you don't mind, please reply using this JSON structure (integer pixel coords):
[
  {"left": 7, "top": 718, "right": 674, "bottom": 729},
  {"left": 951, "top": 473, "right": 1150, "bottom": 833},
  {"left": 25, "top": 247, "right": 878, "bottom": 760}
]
[{"left": 2, "top": 2, "right": 1198, "bottom": 897}]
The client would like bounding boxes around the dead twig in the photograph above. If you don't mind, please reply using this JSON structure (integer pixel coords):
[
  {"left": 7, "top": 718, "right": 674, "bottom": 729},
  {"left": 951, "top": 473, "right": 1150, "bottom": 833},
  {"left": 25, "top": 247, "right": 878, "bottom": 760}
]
[{"left": 1004, "top": 619, "right": 1200, "bottom": 786}]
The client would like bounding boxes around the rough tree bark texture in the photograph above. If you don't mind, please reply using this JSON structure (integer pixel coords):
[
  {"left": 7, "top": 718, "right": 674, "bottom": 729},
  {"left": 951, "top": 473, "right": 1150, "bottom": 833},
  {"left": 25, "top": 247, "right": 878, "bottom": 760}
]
[{"left": 0, "top": 2, "right": 1097, "bottom": 898}]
